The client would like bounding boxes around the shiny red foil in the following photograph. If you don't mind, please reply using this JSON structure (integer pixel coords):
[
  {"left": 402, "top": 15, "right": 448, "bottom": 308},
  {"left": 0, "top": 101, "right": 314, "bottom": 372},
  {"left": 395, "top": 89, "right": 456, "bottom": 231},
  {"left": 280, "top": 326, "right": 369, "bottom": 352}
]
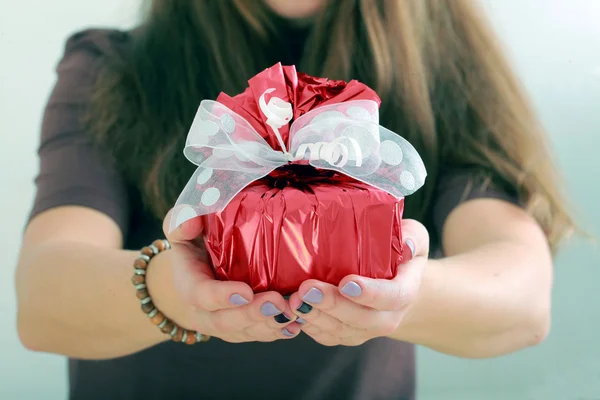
[{"left": 202, "top": 64, "right": 406, "bottom": 294}]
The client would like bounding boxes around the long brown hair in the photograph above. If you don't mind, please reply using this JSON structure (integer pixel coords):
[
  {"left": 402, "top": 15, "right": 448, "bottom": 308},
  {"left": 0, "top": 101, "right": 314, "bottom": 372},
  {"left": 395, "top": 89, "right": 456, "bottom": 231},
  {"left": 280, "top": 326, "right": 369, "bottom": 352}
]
[{"left": 88, "top": 0, "right": 573, "bottom": 251}]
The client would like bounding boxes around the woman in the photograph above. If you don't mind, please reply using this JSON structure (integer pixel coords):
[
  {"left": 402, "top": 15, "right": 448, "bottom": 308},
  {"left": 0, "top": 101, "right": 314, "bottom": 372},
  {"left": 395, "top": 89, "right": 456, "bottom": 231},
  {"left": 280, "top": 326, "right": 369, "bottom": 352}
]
[{"left": 16, "top": 0, "right": 572, "bottom": 399}]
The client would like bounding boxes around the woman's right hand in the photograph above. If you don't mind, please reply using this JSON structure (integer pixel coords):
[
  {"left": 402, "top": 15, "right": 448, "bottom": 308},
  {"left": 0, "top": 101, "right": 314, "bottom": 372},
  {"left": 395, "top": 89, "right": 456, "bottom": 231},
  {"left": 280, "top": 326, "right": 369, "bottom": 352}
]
[{"left": 147, "top": 211, "right": 301, "bottom": 343}]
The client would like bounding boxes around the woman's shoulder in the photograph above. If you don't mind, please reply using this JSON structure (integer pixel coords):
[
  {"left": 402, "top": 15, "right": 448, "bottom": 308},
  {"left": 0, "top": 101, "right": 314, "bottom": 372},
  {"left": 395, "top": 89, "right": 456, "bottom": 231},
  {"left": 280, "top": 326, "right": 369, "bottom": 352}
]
[
  {"left": 62, "top": 28, "right": 133, "bottom": 57},
  {"left": 56, "top": 28, "right": 137, "bottom": 76},
  {"left": 51, "top": 28, "right": 137, "bottom": 104}
]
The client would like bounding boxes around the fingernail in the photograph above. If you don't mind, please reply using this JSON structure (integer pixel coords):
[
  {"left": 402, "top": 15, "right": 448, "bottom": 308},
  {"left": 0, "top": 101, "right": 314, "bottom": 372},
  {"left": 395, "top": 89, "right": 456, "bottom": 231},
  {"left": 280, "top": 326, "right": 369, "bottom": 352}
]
[
  {"left": 296, "top": 302, "right": 313, "bottom": 314},
  {"left": 282, "top": 328, "right": 295, "bottom": 337},
  {"left": 260, "top": 302, "right": 281, "bottom": 317},
  {"left": 274, "top": 313, "right": 291, "bottom": 324},
  {"left": 341, "top": 281, "right": 362, "bottom": 297},
  {"left": 296, "top": 317, "right": 306, "bottom": 324},
  {"left": 406, "top": 239, "right": 416, "bottom": 260},
  {"left": 302, "top": 288, "right": 323, "bottom": 304},
  {"left": 229, "top": 294, "right": 249, "bottom": 306}
]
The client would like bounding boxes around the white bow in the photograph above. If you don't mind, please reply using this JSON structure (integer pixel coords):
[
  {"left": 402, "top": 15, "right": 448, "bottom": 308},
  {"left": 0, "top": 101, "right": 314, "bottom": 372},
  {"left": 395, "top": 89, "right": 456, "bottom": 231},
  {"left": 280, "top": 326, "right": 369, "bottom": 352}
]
[{"left": 169, "top": 90, "right": 427, "bottom": 231}]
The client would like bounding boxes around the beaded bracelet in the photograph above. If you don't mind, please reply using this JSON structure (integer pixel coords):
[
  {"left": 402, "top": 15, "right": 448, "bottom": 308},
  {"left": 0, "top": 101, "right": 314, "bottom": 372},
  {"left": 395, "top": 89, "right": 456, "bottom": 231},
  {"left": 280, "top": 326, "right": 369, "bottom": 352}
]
[{"left": 131, "top": 239, "right": 210, "bottom": 345}]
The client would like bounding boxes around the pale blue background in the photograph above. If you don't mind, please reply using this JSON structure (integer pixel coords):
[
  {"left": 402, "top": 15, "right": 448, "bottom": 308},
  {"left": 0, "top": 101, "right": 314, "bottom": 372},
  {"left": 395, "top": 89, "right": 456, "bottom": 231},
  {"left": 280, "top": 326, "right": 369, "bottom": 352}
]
[{"left": 1, "top": 0, "right": 598, "bottom": 399}]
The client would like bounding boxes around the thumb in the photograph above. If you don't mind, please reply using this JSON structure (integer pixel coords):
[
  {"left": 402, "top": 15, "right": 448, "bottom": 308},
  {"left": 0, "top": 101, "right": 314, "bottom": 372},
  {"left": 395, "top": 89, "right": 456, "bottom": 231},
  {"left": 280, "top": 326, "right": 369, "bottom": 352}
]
[
  {"left": 163, "top": 208, "right": 204, "bottom": 243},
  {"left": 400, "top": 219, "right": 429, "bottom": 262}
]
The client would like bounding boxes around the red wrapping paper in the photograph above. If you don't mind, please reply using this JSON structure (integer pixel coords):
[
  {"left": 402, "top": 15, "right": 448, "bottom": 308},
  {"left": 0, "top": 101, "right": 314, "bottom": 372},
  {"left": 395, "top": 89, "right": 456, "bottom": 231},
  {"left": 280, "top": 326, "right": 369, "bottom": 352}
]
[{"left": 202, "top": 64, "right": 406, "bottom": 294}]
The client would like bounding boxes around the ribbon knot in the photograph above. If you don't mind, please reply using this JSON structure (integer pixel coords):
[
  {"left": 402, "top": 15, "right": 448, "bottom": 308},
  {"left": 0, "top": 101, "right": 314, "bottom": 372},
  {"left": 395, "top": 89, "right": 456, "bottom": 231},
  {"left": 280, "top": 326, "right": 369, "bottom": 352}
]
[
  {"left": 169, "top": 91, "right": 427, "bottom": 231},
  {"left": 292, "top": 136, "right": 363, "bottom": 168}
]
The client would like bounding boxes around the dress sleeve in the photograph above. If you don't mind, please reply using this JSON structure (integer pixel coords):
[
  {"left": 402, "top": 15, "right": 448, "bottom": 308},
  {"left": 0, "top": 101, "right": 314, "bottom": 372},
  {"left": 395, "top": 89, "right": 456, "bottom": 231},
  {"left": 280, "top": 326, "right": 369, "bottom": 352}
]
[
  {"left": 28, "top": 29, "right": 131, "bottom": 236},
  {"left": 431, "top": 166, "right": 521, "bottom": 251}
]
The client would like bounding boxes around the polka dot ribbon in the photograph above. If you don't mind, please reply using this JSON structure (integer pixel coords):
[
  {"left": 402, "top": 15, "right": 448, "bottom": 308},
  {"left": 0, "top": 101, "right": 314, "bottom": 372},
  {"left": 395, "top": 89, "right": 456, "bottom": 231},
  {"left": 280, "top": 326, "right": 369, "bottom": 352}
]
[{"left": 169, "top": 95, "right": 427, "bottom": 232}]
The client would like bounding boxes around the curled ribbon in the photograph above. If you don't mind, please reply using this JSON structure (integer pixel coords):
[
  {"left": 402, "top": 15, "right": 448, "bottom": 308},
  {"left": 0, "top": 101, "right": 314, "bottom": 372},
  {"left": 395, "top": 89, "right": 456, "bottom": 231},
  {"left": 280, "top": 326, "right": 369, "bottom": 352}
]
[
  {"left": 292, "top": 136, "right": 363, "bottom": 167},
  {"left": 259, "top": 88, "right": 293, "bottom": 157},
  {"left": 169, "top": 92, "right": 427, "bottom": 231}
]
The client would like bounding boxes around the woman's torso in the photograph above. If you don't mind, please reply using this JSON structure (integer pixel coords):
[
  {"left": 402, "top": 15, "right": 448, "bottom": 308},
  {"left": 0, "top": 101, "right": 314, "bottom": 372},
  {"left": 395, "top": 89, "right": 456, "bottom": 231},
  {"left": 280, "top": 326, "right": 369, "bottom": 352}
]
[
  {"left": 35, "top": 24, "right": 516, "bottom": 399},
  {"left": 49, "top": 28, "right": 417, "bottom": 400}
]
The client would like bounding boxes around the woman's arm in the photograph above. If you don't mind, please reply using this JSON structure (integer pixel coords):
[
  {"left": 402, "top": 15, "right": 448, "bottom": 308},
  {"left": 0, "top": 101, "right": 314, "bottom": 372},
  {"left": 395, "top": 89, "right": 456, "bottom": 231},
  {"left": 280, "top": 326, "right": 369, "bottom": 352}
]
[
  {"left": 391, "top": 198, "right": 553, "bottom": 358},
  {"left": 288, "top": 197, "right": 552, "bottom": 358},
  {"left": 16, "top": 206, "right": 299, "bottom": 360},
  {"left": 15, "top": 206, "right": 177, "bottom": 359}
]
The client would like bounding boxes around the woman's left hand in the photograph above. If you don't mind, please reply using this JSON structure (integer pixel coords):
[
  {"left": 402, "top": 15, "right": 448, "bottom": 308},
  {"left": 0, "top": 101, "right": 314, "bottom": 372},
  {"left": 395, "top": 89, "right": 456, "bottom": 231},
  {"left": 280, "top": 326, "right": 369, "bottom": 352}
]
[{"left": 287, "top": 220, "right": 429, "bottom": 346}]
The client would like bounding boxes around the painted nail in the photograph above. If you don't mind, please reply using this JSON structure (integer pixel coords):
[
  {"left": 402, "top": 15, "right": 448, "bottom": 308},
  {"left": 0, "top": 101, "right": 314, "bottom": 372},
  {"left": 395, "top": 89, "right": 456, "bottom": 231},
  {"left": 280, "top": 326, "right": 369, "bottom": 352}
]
[
  {"left": 229, "top": 294, "right": 249, "bottom": 306},
  {"left": 274, "top": 313, "right": 291, "bottom": 324},
  {"left": 341, "top": 281, "right": 362, "bottom": 297},
  {"left": 296, "top": 302, "right": 313, "bottom": 314},
  {"left": 406, "top": 239, "right": 416, "bottom": 260},
  {"left": 260, "top": 302, "right": 281, "bottom": 317},
  {"left": 296, "top": 317, "right": 307, "bottom": 324},
  {"left": 282, "top": 328, "right": 295, "bottom": 337},
  {"left": 302, "top": 288, "right": 324, "bottom": 304}
]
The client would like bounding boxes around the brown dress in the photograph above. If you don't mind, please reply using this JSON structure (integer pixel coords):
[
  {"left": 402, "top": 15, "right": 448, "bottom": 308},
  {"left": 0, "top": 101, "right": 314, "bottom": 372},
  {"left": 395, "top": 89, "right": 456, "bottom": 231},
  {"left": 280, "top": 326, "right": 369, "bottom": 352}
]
[{"left": 29, "top": 28, "right": 518, "bottom": 400}]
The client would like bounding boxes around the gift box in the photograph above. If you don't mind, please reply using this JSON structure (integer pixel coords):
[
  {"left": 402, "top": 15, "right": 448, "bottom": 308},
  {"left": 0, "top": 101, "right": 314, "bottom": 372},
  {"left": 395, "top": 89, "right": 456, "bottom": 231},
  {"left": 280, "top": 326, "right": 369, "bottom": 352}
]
[{"left": 170, "top": 63, "right": 426, "bottom": 294}]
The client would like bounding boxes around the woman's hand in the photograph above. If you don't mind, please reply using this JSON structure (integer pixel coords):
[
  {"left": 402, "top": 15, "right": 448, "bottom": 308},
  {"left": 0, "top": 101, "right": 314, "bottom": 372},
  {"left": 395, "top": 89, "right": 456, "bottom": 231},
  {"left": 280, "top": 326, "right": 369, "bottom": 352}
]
[
  {"left": 150, "top": 211, "right": 301, "bottom": 343},
  {"left": 287, "top": 220, "right": 429, "bottom": 346}
]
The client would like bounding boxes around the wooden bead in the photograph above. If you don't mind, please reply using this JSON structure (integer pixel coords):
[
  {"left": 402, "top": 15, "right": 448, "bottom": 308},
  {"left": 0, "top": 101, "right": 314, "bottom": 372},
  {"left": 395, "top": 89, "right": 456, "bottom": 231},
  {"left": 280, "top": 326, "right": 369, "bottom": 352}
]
[
  {"left": 160, "top": 321, "right": 174, "bottom": 334},
  {"left": 200, "top": 334, "right": 211, "bottom": 342},
  {"left": 141, "top": 247, "right": 154, "bottom": 257},
  {"left": 131, "top": 275, "right": 145, "bottom": 285},
  {"left": 185, "top": 331, "right": 196, "bottom": 345},
  {"left": 141, "top": 302, "right": 154, "bottom": 314},
  {"left": 150, "top": 311, "right": 165, "bottom": 325},
  {"left": 136, "top": 289, "right": 149, "bottom": 300},
  {"left": 172, "top": 328, "right": 184, "bottom": 342},
  {"left": 134, "top": 258, "right": 148, "bottom": 269},
  {"left": 153, "top": 239, "right": 167, "bottom": 251}
]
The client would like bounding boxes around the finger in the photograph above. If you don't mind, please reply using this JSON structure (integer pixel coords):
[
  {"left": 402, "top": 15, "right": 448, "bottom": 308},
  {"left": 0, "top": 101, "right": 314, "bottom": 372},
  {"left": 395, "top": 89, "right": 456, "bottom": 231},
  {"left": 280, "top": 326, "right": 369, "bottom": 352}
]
[
  {"left": 193, "top": 311, "right": 278, "bottom": 344},
  {"left": 289, "top": 291, "right": 344, "bottom": 334},
  {"left": 208, "top": 291, "right": 291, "bottom": 332},
  {"left": 334, "top": 219, "right": 429, "bottom": 311},
  {"left": 249, "top": 291, "right": 294, "bottom": 326},
  {"left": 289, "top": 281, "right": 378, "bottom": 330},
  {"left": 291, "top": 284, "right": 402, "bottom": 338},
  {"left": 243, "top": 323, "right": 280, "bottom": 342},
  {"left": 172, "top": 256, "right": 254, "bottom": 311},
  {"left": 400, "top": 219, "right": 430, "bottom": 260},
  {"left": 337, "top": 256, "right": 426, "bottom": 311},
  {"left": 261, "top": 293, "right": 298, "bottom": 329},
  {"left": 244, "top": 320, "right": 302, "bottom": 341},
  {"left": 280, "top": 321, "right": 302, "bottom": 338},
  {"left": 299, "top": 310, "right": 360, "bottom": 339},
  {"left": 163, "top": 208, "right": 204, "bottom": 243}
]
